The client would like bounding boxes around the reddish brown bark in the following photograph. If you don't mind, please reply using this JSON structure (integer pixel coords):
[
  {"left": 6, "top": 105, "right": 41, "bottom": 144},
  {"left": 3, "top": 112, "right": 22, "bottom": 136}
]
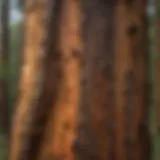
[
  {"left": 127, "top": 1, "right": 151, "bottom": 160},
  {"left": 115, "top": 1, "right": 150, "bottom": 160},
  {"left": 9, "top": 0, "right": 62, "bottom": 159},
  {"left": 114, "top": 3, "right": 132, "bottom": 160},
  {"left": 37, "top": 0, "right": 81, "bottom": 160},
  {"left": 74, "top": 1, "right": 116, "bottom": 160},
  {"left": 74, "top": 1, "right": 150, "bottom": 160},
  {"left": 10, "top": 1, "right": 150, "bottom": 160}
]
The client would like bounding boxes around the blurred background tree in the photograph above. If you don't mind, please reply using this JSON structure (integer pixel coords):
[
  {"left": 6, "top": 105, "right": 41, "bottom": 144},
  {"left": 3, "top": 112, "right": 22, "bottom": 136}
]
[{"left": 0, "top": 0, "right": 22, "bottom": 159}]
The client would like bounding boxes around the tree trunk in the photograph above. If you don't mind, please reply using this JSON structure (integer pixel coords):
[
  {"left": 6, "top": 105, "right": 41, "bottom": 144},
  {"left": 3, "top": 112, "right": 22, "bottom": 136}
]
[
  {"left": 74, "top": 1, "right": 150, "bottom": 160},
  {"left": 10, "top": 0, "right": 62, "bottom": 159}
]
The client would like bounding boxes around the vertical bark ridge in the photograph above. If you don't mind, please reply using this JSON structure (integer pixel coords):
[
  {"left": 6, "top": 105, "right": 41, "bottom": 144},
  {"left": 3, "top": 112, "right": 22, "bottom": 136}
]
[
  {"left": 114, "top": 2, "right": 132, "bottom": 160},
  {"left": 74, "top": 1, "right": 116, "bottom": 160},
  {"left": 37, "top": 0, "right": 82, "bottom": 160},
  {"left": 115, "top": 1, "right": 150, "bottom": 160},
  {"left": 10, "top": 0, "right": 63, "bottom": 160},
  {"left": 127, "top": 1, "right": 150, "bottom": 160}
]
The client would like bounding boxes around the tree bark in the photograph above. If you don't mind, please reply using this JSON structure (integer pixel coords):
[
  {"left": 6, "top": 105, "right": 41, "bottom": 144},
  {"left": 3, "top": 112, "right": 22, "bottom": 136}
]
[
  {"left": 74, "top": 1, "right": 150, "bottom": 160},
  {"left": 9, "top": 0, "right": 62, "bottom": 160},
  {"left": 37, "top": 1, "right": 81, "bottom": 160},
  {"left": 74, "top": 1, "right": 116, "bottom": 160},
  {"left": 129, "top": 1, "right": 151, "bottom": 160},
  {"left": 114, "top": 2, "right": 133, "bottom": 160}
]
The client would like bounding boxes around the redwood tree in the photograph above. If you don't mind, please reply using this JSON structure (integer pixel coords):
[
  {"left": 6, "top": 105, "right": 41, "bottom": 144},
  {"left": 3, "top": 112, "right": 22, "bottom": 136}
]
[
  {"left": 10, "top": 0, "right": 80, "bottom": 160},
  {"left": 10, "top": 1, "right": 151, "bottom": 160}
]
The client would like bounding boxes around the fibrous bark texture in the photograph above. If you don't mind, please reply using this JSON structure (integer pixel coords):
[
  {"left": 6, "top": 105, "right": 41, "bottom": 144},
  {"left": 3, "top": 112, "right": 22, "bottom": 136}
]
[
  {"left": 10, "top": 0, "right": 62, "bottom": 160},
  {"left": 115, "top": 1, "right": 150, "bottom": 160},
  {"left": 38, "top": 0, "right": 81, "bottom": 160},
  {"left": 10, "top": 0, "right": 150, "bottom": 160},
  {"left": 74, "top": 1, "right": 150, "bottom": 160},
  {"left": 74, "top": 1, "right": 116, "bottom": 160}
]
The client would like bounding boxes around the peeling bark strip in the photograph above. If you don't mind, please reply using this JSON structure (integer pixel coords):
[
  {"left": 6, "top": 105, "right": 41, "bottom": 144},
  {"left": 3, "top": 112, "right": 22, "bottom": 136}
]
[
  {"left": 37, "top": 0, "right": 81, "bottom": 160},
  {"left": 10, "top": 0, "right": 62, "bottom": 160},
  {"left": 74, "top": 1, "right": 116, "bottom": 160}
]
